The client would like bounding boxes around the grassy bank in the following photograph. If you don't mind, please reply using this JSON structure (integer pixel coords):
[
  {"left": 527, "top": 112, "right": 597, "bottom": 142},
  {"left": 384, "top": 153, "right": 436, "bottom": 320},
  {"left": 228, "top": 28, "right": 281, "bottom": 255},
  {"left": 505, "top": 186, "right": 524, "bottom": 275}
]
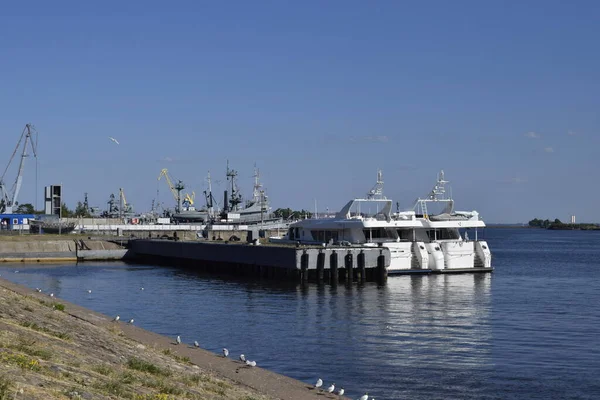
[{"left": 0, "top": 279, "right": 334, "bottom": 400}]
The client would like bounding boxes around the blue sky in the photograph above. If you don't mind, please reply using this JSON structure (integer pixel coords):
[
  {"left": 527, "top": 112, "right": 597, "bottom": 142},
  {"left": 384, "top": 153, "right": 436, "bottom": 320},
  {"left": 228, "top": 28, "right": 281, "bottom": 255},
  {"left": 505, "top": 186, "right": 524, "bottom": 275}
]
[{"left": 1, "top": 1, "right": 598, "bottom": 223}]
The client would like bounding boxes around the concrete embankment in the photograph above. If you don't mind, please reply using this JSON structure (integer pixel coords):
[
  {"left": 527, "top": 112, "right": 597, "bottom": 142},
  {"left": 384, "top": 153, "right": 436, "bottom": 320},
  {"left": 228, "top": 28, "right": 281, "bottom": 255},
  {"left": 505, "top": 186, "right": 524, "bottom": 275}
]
[
  {"left": 0, "top": 236, "right": 128, "bottom": 262},
  {"left": 0, "top": 278, "right": 345, "bottom": 400}
]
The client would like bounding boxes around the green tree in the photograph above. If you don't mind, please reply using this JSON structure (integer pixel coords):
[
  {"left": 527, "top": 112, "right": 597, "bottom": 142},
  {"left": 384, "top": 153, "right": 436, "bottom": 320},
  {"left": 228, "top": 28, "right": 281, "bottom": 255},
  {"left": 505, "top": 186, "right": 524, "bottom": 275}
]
[
  {"left": 15, "top": 203, "right": 35, "bottom": 214},
  {"left": 74, "top": 201, "right": 91, "bottom": 217},
  {"left": 528, "top": 218, "right": 542, "bottom": 227},
  {"left": 273, "top": 207, "right": 293, "bottom": 219},
  {"left": 60, "top": 203, "right": 74, "bottom": 218}
]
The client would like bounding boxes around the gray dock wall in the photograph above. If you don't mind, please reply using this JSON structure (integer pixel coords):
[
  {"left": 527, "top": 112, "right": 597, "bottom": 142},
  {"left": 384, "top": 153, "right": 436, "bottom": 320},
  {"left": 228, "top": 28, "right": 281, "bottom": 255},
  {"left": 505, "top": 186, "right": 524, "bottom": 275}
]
[{"left": 129, "top": 240, "right": 391, "bottom": 283}]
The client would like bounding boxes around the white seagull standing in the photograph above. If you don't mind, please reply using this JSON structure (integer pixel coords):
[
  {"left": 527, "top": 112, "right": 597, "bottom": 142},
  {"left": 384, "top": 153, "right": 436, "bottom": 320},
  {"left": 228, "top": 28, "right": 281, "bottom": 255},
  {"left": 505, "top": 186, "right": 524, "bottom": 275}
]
[
  {"left": 128, "top": 319, "right": 134, "bottom": 324},
  {"left": 239, "top": 354, "right": 246, "bottom": 362},
  {"left": 338, "top": 387, "right": 345, "bottom": 396},
  {"left": 108, "top": 136, "right": 120, "bottom": 145},
  {"left": 327, "top": 383, "right": 335, "bottom": 393},
  {"left": 87, "top": 289, "right": 92, "bottom": 294},
  {"left": 314, "top": 378, "right": 323, "bottom": 389},
  {"left": 176, "top": 335, "right": 181, "bottom": 345},
  {"left": 222, "top": 348, "right": 229, "bottom": 357},
  {"left": 359, "top": 393, "right": 369, "bottom": 400},
  {"left": 194, "top": 341, "right": 200, "bottom": 348},
  {"left": 113, "top": 315, "right": 120, "bottom": 322}
]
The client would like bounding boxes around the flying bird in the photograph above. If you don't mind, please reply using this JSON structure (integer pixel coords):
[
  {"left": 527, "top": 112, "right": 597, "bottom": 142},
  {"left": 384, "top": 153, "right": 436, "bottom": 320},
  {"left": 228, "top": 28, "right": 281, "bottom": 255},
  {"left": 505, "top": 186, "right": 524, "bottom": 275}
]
[
  {"left": 108, "top": 136, "right": 120, "bottom": 145},
  {"left": 327, "top": 383, "right": 335, "bottom": 393},
  {"left": 314, "top": 378, "right": 323, "bottom": 389},
  {"left": 222, "top": 348, "right": 229, "bottom": 358},
  {"left": 239, "top": 354, "right": 246, "bottom": 362}
]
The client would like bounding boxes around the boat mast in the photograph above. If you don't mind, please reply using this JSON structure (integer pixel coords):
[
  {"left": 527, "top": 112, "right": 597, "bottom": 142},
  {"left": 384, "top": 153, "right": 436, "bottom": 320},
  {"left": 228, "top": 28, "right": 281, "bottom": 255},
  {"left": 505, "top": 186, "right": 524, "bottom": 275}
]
[
  {"left": 252, "top": 164, "right": 262, "bottom": 204},
  {"left": 367, "top": 169, "right": 385, "bottom": 200},
  {"left": 204, "top": 171, "right": 215, "bottom": 216},
  {"left": 226, "top": 161, "right": 242, "bottom": 212}
]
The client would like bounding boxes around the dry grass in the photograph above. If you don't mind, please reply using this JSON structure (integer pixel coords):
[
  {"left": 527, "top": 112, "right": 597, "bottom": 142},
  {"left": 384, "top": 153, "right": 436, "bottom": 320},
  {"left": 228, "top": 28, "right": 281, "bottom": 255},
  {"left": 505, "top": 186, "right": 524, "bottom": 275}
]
[{"left": 0, "top": 286, "right": 271, "bottom": 400}]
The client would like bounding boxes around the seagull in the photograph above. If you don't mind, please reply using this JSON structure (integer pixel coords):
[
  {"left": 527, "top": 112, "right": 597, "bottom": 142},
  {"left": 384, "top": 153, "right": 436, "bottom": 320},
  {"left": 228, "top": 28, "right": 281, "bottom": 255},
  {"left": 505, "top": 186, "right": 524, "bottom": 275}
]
[
  {"left": 194, "top": 341, "right": 200, "bottom": 348},
  {"left": 327, "top": 383, "right": 335, "bottom": 393},
  {"left": 338, "top": 387, "right": 345, "bottom": 396},
  {"left": 245, "top": 360, "right": 256, "bottom": 367},
  {"left": 314, "top": 378, "right": 323, "bottom": 389},
  {"left": 108, "top": 136, "right": 120, "bottom": 145},
  {"left": 113, "top": 315, "right": 120, "bottom": 322},
  {"left": 128, "top": 319, "right": 134, "bottom": 324},
  {"left": 49, "top": 293, "right": 54, "bottom": 297},
  {"left": 14, "top": 270, "right": 19, "bottom": 273},
  {"left": 359, "top": 393, "right": 369, "bottom": 400},
  {"left": 176, "top": 335, "right": 181, "bottom": 345},
  {"left": 35, "top": 288, "right": 42, "bottom": 293},
  {"left": 140, "top": 287, "right": 144, "bottom": 291},
  {"left": 222, "top": 348, "right": 229, "bottom": 357},
  {"left": 239, "top": 354, "right": 246, "bottom": 362},
  {"left": 87, "top": 289, "right": 92, "bottom": 294}
]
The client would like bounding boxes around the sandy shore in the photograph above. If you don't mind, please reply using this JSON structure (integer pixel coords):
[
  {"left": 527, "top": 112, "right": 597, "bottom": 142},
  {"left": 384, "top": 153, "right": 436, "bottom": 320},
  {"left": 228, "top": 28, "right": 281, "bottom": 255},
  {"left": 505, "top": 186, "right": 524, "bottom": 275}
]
[{"left": 0, "top": 278, "right": 346, "bottom": 399}]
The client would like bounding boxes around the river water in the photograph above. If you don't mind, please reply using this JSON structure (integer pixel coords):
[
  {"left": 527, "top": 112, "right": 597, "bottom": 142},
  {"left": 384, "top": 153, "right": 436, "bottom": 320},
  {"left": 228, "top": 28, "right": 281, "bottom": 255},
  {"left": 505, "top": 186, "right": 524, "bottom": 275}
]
[{"left": 2, "top": 228, "right": 599, "bottom": 399}]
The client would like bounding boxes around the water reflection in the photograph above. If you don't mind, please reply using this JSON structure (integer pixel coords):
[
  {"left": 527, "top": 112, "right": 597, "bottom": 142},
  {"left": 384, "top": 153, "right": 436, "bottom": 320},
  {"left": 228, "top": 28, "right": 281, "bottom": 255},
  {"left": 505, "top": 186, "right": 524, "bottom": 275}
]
[{"left": 1, "top": 263, "right": 493, "bottom": 399}]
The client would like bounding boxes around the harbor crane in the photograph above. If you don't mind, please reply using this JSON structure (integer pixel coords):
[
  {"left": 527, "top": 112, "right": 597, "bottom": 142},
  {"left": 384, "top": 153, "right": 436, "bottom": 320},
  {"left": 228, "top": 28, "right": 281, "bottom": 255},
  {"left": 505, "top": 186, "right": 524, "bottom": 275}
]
[
  {"left": 0, "top": 124, "right": 38, "bottom": 214},
  {"left": 157, "top": 168, "right": 188, "bottom": 213}
]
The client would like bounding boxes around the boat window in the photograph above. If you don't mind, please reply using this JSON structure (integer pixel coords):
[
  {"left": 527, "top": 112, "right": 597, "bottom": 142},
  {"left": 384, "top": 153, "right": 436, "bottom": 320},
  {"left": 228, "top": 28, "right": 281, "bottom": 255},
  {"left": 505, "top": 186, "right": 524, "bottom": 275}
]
[
  {"left": 426, "top": 229, "right": 459, "bottom": 240},
  {"left": 311, "top": 230, "right": 339, "bottom": 243},
  {"left": 363, "top": 228, "right": 392, "bottom": 241},
  {"left": 288, "top": 228, "right": 295, "bottom": 240},
  {"left": 396, "top": 229, "right": 412, "bottom": 241}
]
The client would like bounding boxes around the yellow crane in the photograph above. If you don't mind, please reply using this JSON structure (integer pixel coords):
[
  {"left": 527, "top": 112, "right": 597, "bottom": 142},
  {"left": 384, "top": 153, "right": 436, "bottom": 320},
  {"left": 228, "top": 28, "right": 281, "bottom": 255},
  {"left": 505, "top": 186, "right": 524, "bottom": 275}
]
[
  {"left": 157, "top": 169, "right": 193, "bottom": 212},
  {"left": 183, "top": 191, "right": 195, "bottom": 206}
]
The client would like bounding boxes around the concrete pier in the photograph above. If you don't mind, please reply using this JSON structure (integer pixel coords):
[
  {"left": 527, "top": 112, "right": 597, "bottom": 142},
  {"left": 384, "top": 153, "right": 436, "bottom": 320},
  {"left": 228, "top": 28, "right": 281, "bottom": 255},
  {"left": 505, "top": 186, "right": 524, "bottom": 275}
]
[{"left": 129, "top": 240, "right": 390, "bottom": 283}]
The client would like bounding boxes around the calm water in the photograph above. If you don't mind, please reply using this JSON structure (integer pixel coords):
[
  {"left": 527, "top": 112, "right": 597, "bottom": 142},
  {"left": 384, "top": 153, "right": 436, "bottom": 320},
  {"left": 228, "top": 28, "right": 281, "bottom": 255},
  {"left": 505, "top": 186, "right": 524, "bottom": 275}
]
[{"left": 2, "top": 229, "right": 600, "bottom": 400}]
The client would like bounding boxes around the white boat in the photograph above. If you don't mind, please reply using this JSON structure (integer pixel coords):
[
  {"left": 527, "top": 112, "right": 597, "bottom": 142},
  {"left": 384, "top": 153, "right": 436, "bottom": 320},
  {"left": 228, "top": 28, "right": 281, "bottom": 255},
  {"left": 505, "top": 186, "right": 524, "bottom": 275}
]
[{"left": 270, "top": 170, "right": 491, "bottom": 273}]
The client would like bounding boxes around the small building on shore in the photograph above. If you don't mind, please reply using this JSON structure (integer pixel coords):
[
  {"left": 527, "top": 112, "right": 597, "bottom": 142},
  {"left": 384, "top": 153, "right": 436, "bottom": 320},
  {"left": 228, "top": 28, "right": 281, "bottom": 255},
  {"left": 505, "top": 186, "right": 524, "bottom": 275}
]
[{"left": 0, "top": 213, "right": 35, "bottom": 231}]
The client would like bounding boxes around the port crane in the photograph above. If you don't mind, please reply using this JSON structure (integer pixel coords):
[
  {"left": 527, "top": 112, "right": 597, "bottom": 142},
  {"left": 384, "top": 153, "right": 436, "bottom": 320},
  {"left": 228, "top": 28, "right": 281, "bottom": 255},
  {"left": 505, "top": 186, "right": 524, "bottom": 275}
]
[
  {"left": 157, "top": 169, "right": 193, "bottom": 213},
  {"left": 0, "top": 124, "right": 38, "bottom": 214}
]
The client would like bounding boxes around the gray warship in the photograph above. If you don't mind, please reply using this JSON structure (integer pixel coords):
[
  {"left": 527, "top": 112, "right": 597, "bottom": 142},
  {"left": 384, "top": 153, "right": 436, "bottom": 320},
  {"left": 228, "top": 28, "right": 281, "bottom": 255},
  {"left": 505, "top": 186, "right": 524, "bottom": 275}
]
[{"left": 172, "top": 164, "right": 280, "bottom": 226}]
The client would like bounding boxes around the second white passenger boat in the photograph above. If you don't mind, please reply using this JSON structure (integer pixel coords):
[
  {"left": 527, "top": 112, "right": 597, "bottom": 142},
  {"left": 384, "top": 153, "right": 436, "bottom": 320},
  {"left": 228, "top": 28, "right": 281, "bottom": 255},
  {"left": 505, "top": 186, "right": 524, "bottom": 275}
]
[{"left": 270, "top": 170, "right": 492, "bottom": 274}]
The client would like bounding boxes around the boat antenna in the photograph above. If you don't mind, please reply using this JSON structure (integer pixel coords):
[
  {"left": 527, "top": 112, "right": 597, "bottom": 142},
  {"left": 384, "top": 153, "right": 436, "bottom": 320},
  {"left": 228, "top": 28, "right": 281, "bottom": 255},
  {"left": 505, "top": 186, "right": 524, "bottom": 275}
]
[{"left": 367, "top": 169, "right": 386, "bottom": 200}]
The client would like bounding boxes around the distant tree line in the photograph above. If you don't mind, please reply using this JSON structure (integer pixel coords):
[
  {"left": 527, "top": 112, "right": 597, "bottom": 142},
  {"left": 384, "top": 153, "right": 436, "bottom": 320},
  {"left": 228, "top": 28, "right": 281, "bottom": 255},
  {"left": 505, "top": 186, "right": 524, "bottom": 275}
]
[
  {"left": 528, "top": 218, "right": 599, "bottom": 230},
  {"left": 9, "top": 202, "right": 92, "bottom": 218},
  {"left": 273, "top": 208, "right": 313, "bottom": 220},
  {"left": 528, "top": 218, "right": 562, "bottom": 229}
]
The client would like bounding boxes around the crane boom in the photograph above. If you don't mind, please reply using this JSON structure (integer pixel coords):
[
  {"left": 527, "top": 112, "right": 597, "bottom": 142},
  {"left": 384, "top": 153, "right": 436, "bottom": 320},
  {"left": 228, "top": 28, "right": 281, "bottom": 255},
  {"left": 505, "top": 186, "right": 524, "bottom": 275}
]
[
  {"left": 157, "top": 168, "right": 187, "bottom": 213},
  {"left": 0, "top": 124, "right": 38, "bottom": 214}
]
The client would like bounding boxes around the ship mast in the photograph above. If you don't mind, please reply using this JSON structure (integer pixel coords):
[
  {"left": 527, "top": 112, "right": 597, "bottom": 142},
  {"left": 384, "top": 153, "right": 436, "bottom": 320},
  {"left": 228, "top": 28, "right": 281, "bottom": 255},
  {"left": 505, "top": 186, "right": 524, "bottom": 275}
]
[
  {"left": 226, "top": 161, "right": 242, "bottom": 212},
  {"left": 204, "top": 171, "right": 216, "bottom": 216},
  {"left": 367, "top": 169, "right": 385, "bottom": 200}
]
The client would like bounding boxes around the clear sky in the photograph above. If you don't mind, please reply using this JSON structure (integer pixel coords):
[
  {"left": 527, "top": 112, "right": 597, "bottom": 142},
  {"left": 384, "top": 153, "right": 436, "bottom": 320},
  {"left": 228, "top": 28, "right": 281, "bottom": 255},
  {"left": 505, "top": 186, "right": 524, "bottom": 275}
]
[{"left": 1, "top": 1, "right": 598, "bottom": 223}]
